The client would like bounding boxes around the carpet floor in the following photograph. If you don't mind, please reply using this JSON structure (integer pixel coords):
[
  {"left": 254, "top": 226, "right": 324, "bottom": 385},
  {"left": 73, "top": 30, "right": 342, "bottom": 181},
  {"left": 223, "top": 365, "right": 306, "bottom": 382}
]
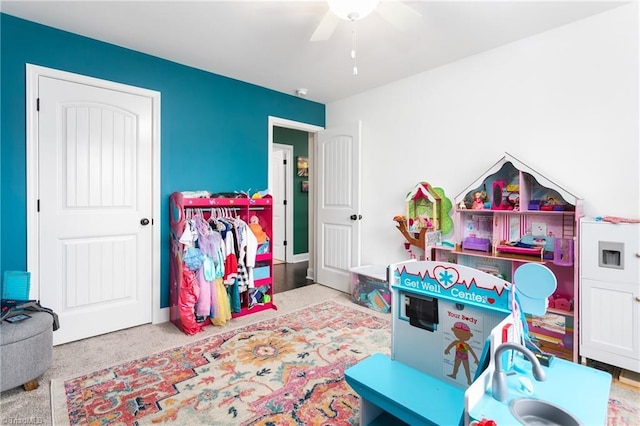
[
  {"left": 51, "top": 300, "right": 390, "bottom": 425},
  {"left": 1, "top": 284, "right": 638, "bottom": 425}
]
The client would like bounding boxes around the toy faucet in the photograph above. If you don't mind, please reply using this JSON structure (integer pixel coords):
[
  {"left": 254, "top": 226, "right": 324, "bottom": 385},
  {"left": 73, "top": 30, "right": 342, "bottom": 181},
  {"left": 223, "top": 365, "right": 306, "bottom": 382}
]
[{"left": 492, "top": 342, "right": 546, "bottom": 402}]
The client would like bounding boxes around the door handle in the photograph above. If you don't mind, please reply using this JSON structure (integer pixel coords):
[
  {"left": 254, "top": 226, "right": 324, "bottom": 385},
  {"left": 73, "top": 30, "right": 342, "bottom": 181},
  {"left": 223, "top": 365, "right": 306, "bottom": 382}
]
[
  {"left": 350, "top": 214, "right": 363, "bottom": 220},
  {"left": 140, "top": 218, "right": 150, "bottom": 226}
]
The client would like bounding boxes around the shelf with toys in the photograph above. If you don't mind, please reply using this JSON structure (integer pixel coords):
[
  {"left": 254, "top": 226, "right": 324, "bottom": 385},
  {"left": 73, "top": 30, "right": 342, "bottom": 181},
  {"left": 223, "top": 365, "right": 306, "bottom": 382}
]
[
  {"left": 169, "top": 191, "right": 277, "bottom": 335},
  {"left": 427, "top": 153, "right": 583, "bottom": 362}
]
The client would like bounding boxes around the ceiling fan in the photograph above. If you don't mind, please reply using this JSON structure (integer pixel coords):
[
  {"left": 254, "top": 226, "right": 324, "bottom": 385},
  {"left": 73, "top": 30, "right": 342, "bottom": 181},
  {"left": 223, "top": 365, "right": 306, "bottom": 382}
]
[{"left": 310, "top": 0, "right": 422, "bottom": 42}]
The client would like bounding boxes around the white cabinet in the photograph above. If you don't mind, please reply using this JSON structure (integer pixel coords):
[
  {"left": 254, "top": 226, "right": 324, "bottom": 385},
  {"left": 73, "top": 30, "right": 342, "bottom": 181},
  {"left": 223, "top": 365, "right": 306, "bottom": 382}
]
[
  {"left": 580, "top": 219, "right": 640, "bottom": 373},
  {"left": 581, "top": 279, "right": 639, "bottom": 371}
]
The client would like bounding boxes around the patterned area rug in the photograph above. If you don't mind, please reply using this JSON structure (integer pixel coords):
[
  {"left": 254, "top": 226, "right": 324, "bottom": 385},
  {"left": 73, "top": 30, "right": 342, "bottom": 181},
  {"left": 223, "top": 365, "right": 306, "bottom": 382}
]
[
  {"left": 51, "top": 300, "right": 638, "bottom": 425},
  {"left": 608, "top": 382, "right": 640, "bottom": 425},
  {"left": 52, "top": 301, "right": 391, "bottom": 425}
]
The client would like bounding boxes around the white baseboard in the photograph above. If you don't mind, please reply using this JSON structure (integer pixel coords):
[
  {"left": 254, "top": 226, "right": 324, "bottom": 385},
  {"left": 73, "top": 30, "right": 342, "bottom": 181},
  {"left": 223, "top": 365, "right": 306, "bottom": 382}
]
[
  {"left": 291, "top": 253, "right": 309, "bottom": 263},
  {"left": 155, "top": 306, "right": 170, "bottom": 324},
  {"left": 307, "top": 266, "right": 314, "bottom": 281}
]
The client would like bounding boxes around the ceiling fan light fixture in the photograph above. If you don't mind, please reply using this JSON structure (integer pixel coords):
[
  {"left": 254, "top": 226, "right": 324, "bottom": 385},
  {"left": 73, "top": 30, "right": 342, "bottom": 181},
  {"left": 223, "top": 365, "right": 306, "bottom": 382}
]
[{"left": 327, "top": 0, "right": 380, "bottom": 21}]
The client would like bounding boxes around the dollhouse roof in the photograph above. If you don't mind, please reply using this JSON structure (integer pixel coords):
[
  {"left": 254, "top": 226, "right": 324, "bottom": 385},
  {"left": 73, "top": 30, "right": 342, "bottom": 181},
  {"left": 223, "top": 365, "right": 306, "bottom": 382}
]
[
  {"left": 454, "top": 152, "right": 581, "bottom": 204},
  {"left": 405, "top": 182, "right": 441, "bottom": 203}
]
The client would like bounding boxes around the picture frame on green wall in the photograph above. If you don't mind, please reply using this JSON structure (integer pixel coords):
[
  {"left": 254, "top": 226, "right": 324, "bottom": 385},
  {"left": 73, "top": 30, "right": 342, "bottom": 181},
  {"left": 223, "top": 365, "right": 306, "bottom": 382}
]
[
  {"left": 297, "top": 156, "right": 309, "bottom": 177},
  {"left": 301, "top": 181, "right": 309, "bottom": 193}
]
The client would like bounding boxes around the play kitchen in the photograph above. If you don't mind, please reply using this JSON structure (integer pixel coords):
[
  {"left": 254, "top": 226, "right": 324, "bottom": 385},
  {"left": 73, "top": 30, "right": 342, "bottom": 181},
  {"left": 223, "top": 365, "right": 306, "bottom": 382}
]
[{"left": 345, "top": 260, "right": 611, "bottom": 425}]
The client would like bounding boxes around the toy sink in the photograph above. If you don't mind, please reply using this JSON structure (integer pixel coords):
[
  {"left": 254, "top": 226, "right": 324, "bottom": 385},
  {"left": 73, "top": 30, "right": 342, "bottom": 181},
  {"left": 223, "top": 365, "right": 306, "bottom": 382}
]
[{"left": 509, "top": 398, "right": 582, "bottom": 426}]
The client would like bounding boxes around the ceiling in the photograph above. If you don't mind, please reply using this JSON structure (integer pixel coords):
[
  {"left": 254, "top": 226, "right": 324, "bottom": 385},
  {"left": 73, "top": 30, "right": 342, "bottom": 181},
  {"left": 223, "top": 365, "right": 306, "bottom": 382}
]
[{"left": 1, "top": 0, "right": 628, "bottom": 104}]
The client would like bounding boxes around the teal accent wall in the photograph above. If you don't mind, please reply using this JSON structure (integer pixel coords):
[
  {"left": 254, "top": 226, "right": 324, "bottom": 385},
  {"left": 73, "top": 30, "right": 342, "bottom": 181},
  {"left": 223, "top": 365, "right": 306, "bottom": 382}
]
[
  {"left": 0, "top": 14, "right": 325, "bottom": 307},
  {"left": 273, "top": 127, "right": 309, "bottom": 255}
]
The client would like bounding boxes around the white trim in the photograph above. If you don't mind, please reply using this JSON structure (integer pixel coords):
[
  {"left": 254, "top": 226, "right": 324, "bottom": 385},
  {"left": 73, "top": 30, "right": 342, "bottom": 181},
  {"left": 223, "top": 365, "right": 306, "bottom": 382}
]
[
  {"left": 158, "top": 306, "right": 170, "bottom": 323},
  {"left": 26, "top": 66, "right": 39, "bottom": 295},
  {"left": 267, "top": 116, "right": 323, "bottom": 193},
  {"left": 268, "top": 116, "right": 323, "bottom": 270},
  {"left": 307, "top": 131, "right": 317, "bottom": 282},
  {"left": 25, "top": 64, "right": 163, "bottom": 325},
  {"left": 290, "top": 253, "right": 309, "bottom": 263}
]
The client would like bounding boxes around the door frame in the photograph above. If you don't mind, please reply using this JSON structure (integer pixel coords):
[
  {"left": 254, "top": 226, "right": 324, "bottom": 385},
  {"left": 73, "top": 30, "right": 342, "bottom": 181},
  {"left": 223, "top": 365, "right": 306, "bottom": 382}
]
[
  {"left": 25, "top": 64, "right": 163, "bottom": 324},
  {"left": 268, "top": 116, "right": 323, "bottom": 277},
  {"left": 272, "top": 143, "right": 294, "bottom": 262}
]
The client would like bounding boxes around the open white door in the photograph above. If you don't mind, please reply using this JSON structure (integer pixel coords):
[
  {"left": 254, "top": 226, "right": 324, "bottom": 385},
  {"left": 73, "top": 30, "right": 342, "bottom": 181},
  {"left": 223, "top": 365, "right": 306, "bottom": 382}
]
[
  {"left": 271, "top": 144, "right": 293, "bottom": 262},
  {"left": 315, "top": 122, "right": 361, "bottom": 292}
]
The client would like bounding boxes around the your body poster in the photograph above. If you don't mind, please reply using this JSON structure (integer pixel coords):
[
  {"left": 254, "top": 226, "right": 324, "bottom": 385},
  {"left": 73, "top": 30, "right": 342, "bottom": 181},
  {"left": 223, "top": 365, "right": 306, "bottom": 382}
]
[{"left": 442, "top": 307, "right": 484, "bottom": 386}]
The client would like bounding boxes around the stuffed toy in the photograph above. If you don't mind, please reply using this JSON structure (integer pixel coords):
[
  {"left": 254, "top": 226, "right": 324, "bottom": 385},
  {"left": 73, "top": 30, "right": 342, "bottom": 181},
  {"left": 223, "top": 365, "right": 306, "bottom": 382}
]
[{"left": 249, "top": 215, "right": 268, "bottom": 244}]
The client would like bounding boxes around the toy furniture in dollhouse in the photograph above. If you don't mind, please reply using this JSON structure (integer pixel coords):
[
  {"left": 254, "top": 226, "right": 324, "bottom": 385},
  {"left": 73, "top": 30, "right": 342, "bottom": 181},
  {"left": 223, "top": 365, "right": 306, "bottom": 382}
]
[
  {"left": 427, "top": 153, "right": 582, "bottom": 362},
  {"left": 462, "top": 237, "right": 491, "bottom": 252},
  {"left": 169, "top": 192, "right": 276, "bottom": 335}
]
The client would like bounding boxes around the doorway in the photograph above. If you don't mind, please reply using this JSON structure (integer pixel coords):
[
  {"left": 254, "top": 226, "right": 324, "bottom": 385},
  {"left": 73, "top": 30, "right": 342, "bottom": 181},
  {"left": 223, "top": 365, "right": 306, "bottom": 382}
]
[
  {"left": 268, "top": 117, "right": 321, "bottom": 280},
  {"left": 268, "top": 118, "right": 362, "bottom": 292},
  {"left": 272, "top": 128, "right": 311, "bottom": 264}
]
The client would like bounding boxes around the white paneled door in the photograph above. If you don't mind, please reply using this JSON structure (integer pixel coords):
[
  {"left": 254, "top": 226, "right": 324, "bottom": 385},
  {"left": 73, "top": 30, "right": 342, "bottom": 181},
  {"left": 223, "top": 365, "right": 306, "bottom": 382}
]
[
  {"left": 271, "top": 144, "right": 291, "bottom": 262},
  {"left": 315, "top": 122, "right": 361, "bottom": 292},
  {"left": 37, "top": 75, "right": 154, "bottom": 345}
]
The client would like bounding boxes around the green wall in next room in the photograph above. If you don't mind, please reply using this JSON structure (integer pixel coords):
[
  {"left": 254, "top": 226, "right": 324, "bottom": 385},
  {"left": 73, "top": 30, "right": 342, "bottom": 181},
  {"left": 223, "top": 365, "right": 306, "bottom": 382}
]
[{"left": 273, "top": 127, "right": 309, "bottom": 255}]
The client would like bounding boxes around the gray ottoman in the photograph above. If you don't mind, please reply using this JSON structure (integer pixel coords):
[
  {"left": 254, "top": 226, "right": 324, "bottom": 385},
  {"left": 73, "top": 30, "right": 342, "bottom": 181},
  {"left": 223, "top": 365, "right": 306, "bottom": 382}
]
[{"left": 0, "top": 311, "right": 53, "bottom": 391}]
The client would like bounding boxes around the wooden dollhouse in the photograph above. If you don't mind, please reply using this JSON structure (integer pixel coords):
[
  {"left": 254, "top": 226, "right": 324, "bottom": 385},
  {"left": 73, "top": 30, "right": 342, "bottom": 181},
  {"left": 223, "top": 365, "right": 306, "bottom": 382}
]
[{"left": 428, "top": 153, "right": 583, "bottom": 362}]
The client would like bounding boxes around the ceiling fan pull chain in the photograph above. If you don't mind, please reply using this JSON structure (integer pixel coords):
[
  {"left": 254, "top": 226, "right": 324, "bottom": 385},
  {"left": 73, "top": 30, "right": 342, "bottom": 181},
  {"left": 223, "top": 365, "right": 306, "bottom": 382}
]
[{"left": 351, "top": 19, "right": 358, "bottom": 75}]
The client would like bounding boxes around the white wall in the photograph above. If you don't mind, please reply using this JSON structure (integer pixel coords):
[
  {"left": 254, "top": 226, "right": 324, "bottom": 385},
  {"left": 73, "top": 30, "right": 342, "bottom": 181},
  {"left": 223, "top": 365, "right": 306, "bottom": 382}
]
[{"left": 326, "top": 3, "right": 639, "bottom": 267}]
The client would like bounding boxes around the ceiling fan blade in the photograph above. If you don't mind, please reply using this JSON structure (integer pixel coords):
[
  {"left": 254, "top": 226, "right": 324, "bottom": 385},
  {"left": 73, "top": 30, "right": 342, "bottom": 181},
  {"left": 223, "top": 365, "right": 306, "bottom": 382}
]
[
  {"left": 375, "top": 0, "right": 422, "bottom": 33},
  {"left": 310, "top": 9, "right": 340, "bottom": 41}
]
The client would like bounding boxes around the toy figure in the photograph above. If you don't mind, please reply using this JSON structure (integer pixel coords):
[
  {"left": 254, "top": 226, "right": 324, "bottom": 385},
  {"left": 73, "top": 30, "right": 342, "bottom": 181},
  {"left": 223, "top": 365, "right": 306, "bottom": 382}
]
[
  {"left": 248, "top": 215, "right": 268, "bottom": 244},
  {"left": 472, "top": 192, "right": 485, "bottom": 210},
  {"left": 445, "top": 322, "right": 479, "bottom": 385},
  {"left": 418, "top": 215, "right": 433, "bottom": 229}
]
